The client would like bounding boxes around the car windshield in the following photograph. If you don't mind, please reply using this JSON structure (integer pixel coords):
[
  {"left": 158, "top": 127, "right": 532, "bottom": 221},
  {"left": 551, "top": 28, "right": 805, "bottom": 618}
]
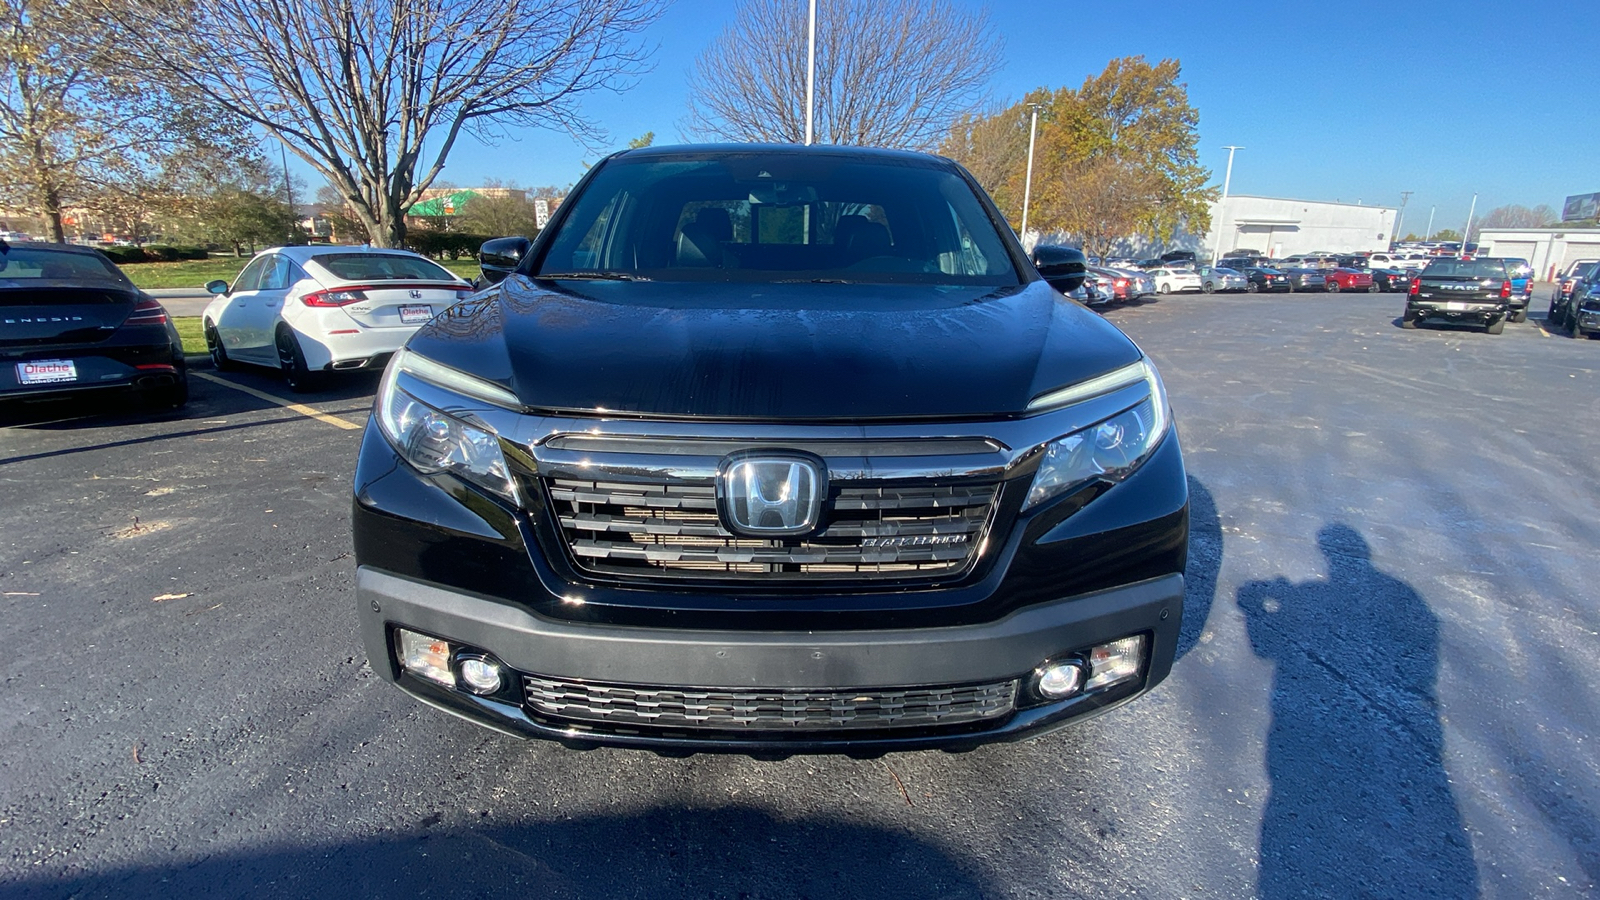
[
  {"left": 0, "top": 246, "right": 129, "bottom": 285},
  {"left": 1423, "top": 260, "right": 1507, "bottom": 278},
  {"left": 313, "top": 253, "right": 457, "bottom": 282},
  {"left": 536, "top": 153, "right": 1020, "bottom": 286}
]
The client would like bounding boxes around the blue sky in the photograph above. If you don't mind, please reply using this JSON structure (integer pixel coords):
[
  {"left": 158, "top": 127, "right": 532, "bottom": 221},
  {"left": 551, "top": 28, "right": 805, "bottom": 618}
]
[{"left": 363, "top": 0, "right": 1598, "bottom": 234}]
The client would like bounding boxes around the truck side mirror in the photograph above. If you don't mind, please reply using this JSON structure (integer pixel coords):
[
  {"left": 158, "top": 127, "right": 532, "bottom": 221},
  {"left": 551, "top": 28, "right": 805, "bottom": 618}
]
[
  {"left": 1031, "top": 244, "right": 1087, "bottom": 293},
  {"left": 478, "top": 236, "right": 533, "bottom": 286}
]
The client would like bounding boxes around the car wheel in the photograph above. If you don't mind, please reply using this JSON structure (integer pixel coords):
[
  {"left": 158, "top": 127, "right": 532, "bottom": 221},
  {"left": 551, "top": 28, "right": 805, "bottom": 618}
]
[
  {"left": 1367, "top": 283, "right": 1380, "bottom": 294},
  {"left": 204, "top": 321, "right": 236, "bottom": 372},
  {"left": 1246, "top": 282, "right": 1259, "bottom": 293},
  {"left": 1202, "top": 281, "right": 1215, "bottom": 293},
  {"left": 1326, "top": 280, "right": 1340, "bottom": 293},
  {"left": 276, "top": 326, "right": 326, "bottom": 393},
  {"left": 1486, "top": 317, "right": 1505, "bottom": 335},
  {"left": 1512, "top": 308, "right": 1528, "bottom": 324},
  {"left": 1158, "top": 284, "right": 1171, "bottom": 294},
  {"left": 1546, "top": 300, "right": 1559, "bottom": 323},
  {"left": 1401, "top": 311, "right": 1418, "bottom": 329}
]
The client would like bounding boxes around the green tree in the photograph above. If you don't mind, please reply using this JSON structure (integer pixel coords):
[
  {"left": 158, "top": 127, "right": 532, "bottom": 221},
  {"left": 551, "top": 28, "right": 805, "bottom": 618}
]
[
  {"left": 942, "top": 57, "right": 1212, "bottom": 248},
  {"left": 627, "top": 131, "right": 654, "bottom": 149},
  {"left": 0, "top": 0, "right": 259, "bottom": 242},
  {"left": 1432, "top": 228, "right": 1461, "bottom": 242}
]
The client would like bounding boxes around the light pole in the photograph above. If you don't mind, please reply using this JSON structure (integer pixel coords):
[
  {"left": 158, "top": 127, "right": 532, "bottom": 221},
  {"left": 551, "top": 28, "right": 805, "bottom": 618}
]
[
  {"left": 280, "top": 142, "right": 296, "bottom": 242},
  {"left": 1461, "top": 192, "right": 1478, "bottom": 254},
  {"left": 1212, "top": 145, "right": 1243, "bottom": 265},
  {"left": 804, "top": 0, "right": 816, "bottom": 145},
  {"left": 1019, "top": 103, "right": 1041, "bottom": 245},
  {"left": 1425, "top": 206, "right": 1436, "bottom": 241}
]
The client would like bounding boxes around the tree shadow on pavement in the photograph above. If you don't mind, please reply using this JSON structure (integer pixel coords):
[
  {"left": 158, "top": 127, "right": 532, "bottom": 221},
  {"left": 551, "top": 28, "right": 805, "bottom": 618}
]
[
  {"left": 1237, "top": 523, "right": 1477, "bottom": 899},
  {"left": 1176, "top": 476, "right": 1221, "bottom": 660},
  {"left": 4, "top": 806, "right": 990, "bottom": 900}
]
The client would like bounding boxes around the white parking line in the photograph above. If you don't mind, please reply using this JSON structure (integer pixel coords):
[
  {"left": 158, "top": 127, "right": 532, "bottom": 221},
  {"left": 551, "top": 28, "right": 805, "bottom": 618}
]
[{"left": 193, "top": 371, "right": 362, "bottom": 431}]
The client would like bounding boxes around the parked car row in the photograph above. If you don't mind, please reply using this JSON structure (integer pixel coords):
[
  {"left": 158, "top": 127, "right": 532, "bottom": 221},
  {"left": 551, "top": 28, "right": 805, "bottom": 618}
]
[{"left": 1550, "top": 259, "right": 1600, "bottom": 339}]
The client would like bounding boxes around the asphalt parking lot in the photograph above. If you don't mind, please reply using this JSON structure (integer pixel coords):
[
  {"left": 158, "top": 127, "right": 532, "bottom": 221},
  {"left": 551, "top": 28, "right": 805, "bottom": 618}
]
[{"left": 2, "top": 292, "right": 1596, "bottom": 899}]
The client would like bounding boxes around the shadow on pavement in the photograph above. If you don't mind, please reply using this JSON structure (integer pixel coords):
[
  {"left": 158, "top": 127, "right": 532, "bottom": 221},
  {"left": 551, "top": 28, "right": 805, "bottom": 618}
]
[
  {"left": 1176, "top": 476, "right": 1220, "bottom": 660},
  {"left": 1237, "top": 523, "right": 1477, "bottom": 899},
  {"left": 4, "top": 806, "right": 989, "bottom": 900}
]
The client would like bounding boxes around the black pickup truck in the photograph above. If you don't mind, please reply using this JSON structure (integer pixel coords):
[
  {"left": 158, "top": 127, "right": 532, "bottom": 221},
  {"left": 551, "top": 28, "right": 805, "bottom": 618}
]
[{"left": 1402, "top": 258, "right": 1512, "bottom": 334}]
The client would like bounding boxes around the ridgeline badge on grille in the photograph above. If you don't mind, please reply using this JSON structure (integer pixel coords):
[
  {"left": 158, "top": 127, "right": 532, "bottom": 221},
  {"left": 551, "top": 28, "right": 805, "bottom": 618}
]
[{"left": 718, "top": 453, "right": 826, "bottom": 537}]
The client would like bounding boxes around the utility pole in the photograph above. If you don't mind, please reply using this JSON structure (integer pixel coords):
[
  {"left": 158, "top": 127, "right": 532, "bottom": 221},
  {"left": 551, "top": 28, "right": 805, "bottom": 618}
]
[
  {"left": 1461, "top": 193, "right": 1478, "bottom": 254},
  {"left": 1393, "top": 191, "right": 1413, "bottom": 245},
  {"left": 1212, "top": 146, "right": 1243, "bottom": 265},
  {"left": 804, "top": 0, "right": 816, "bottom": 145},
  {"left": 280, "top": 142, "right": 296, "bottom": 243},
  {"left": 1019, "top": 103, "right": 1041, "bottom": 245}
]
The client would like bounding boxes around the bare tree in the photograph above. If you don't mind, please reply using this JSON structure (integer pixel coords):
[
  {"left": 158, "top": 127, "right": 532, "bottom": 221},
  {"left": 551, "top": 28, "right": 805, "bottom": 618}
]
[
  {"left": 686, "top": 0, "right": 999, "bottom": 150},
  {"left": 1478, "top": 203, "right": 1557, "bottom": 232},
  {"left": 106, "top": 0, "right": 665, "bottom": 247},
  {"left": 0, "top": 0, "right": 251, "bottom": 241},
  {"left": 458, "top": 181, "right": 540, "bottom": 238}
]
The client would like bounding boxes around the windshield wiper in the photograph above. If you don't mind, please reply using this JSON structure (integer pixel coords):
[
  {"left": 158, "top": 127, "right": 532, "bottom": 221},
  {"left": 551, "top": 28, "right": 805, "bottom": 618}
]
[
  {"left": 776, "top": 277, "right": 857, "bottom": 284},
  {"left": 536, "top": 271, "right": 651, "bottom": 282}
]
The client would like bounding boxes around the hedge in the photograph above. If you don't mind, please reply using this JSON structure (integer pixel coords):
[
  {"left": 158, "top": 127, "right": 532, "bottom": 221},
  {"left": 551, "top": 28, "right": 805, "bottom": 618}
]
[
  {"left": 99, "top": 245, "right": 210, "bottom": 263},
  {"left": 406, "top": 231, "right": 490, "bottom": 260}
]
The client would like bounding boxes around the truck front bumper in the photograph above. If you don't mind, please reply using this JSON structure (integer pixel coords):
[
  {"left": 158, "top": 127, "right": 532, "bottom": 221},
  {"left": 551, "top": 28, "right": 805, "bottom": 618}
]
[{"left": 357, "top": 566, "right": 1185, "bottom": 755}]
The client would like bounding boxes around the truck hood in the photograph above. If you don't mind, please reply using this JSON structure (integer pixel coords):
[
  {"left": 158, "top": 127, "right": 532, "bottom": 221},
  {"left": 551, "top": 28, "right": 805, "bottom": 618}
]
[{"left": 406, "top": 275, "right": 1143, "bottom": 421}]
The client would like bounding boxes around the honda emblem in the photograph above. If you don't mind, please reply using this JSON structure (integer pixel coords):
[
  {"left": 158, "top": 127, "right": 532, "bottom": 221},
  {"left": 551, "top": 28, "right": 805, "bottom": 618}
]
[{"left": 718, "top": 454, "right": 826, "bottom": 537}]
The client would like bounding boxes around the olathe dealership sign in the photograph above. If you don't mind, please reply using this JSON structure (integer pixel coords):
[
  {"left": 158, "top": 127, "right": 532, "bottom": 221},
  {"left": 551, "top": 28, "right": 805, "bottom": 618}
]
[{"left": 1562, "top": 192, "right": 1600, "bottom": 222}]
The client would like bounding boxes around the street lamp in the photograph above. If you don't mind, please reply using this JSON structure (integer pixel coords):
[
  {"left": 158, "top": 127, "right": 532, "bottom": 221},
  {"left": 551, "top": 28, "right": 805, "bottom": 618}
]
[
  {"left": 1211, "top": 146, "right": 1243, "bottom": 265},
  {"left": 804, "top": 0, "right": 816, "bottom": 145},
  {"left": 1393, "top": 191, "right": 1412, "bottom": 245},
  {"left": 1425, "top": 206, "right": 1436, "bottom": 241},
  {"left": 1461, "top": 192, "right": 1478, "bottom": 255},
  {"left": 1019, "top": 103, "right": 1042, "bottom": 245}
]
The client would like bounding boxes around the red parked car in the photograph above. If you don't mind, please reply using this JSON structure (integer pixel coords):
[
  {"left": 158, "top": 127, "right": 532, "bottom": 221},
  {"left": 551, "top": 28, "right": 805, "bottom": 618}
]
[{"left": 1324, "top": 268, "right": 1376, "bottom": 293}]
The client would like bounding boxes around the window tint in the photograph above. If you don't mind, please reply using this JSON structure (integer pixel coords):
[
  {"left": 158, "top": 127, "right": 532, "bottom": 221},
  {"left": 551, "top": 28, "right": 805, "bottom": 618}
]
[
  {"left": 257, "top": 255, "right": 294, "bottom": 290},
  {"left": 538, "top": 154, "right": 1019, "bottom": 285},
  {"left": 1423, "top": 259, "right": 1507, "bottom": 278},
  {"left": 0, "top": 248, "right": 128, "bottom": 283},
  {"left": 231, "top": 256, "right": 269, "bottom": 293},
  {"left": 312, "top": 253, "right": 456, "bottom": 282}
]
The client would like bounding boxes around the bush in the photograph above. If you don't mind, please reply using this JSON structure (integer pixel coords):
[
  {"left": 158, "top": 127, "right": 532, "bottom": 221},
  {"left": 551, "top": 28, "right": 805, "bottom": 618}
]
[
  {"left": 99, "top": 245, "right": 209, "bottom": 264},
  {"left": 406, "top": 231, "right": 489, "bottom": 260}
]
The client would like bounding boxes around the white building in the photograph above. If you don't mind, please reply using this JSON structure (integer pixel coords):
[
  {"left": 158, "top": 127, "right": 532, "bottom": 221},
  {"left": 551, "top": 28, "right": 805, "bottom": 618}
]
[
  {"left": 1475, "top": 228, "right": 1600, "bottom": 281},
  {"left": 1201, "top": 195, "right": 1399, "bottom": 259}
]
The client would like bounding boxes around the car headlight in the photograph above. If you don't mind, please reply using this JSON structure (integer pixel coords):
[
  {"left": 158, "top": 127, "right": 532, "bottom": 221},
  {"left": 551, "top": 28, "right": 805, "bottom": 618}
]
[
  {"left": 1023, "top": 359, "right": 1170, "bottom": 511},
  {"left": 375, "top": 349, "right": 519, "bottom": 503}
]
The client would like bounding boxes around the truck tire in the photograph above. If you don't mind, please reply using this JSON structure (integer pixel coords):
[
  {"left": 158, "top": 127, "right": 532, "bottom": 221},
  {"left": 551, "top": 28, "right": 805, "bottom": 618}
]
[{"left": 1486, "top": 317, "right": 1505, "bottom": 335}]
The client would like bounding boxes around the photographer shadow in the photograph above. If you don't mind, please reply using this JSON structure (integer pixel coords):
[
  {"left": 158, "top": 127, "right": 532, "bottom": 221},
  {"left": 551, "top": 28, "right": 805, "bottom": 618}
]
[{"left": 1237, "top": 524, "right": 1477, "bottom": 898}]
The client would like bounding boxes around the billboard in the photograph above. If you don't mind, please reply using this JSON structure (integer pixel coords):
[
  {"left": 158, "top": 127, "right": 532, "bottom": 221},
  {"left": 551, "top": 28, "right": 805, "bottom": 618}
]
[{"left": 1562, "top": 192, "right": 1600, "bottom": 222}]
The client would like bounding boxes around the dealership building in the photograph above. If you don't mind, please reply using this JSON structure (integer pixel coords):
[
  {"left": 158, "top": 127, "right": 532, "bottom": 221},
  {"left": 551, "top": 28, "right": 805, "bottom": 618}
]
[
  {"left": 1199, "top": 195, "right": 1399, "bottom": 259},
  {"left": 1475, "top": 193, "right": 1600, "bottom": 280}
]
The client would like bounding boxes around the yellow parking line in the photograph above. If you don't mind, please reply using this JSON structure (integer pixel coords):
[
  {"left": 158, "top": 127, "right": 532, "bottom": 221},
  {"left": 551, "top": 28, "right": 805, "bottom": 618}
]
[{"left": 193, "top": 371, "right": 362, "bottom": 431}]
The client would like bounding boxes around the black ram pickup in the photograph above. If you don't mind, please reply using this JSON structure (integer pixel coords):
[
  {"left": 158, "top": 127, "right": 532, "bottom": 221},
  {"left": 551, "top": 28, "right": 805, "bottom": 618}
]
[
  {"left": 1403, "top": 258, "right": 1513, "bottom": 334},
  {"left": 352, "top": 145, "right": 1189, "bottom": 755}
]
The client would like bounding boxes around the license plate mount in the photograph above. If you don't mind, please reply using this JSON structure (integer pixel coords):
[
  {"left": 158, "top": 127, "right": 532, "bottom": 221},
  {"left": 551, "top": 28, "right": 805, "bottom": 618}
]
[
  {"left": 399, "top": 305, "right": 433, "bottom": 325},
  {"left": 17, "top": 359, "right": 77, "bottom": 385}
]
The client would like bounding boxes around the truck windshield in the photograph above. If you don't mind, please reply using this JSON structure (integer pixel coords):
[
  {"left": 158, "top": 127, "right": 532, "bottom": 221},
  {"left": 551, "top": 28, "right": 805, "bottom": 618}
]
[{"left": 536, "top": 153, "right": 1021, "bottom": 286}]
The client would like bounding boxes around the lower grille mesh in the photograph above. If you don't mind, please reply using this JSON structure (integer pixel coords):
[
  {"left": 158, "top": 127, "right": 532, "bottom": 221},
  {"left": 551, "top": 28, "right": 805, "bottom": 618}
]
[
  {"left": 523, "top": 676, "right": 1018, "bottom": 731},
  {"left": 547, "top": 478, "right": 997, "bottom": 582}
]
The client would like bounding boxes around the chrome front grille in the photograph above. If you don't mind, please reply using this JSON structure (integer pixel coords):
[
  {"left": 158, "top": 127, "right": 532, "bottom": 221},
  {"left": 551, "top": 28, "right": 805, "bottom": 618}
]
[
  {"left": 523, "top": 675, "right": 1019, "bottom": 731},
  {"left": 547, "top": 478, "right": 998, "bottom": 581}
]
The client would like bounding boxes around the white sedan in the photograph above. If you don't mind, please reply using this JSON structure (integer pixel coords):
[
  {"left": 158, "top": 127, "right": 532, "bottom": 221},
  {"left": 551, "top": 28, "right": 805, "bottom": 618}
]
[
  {"left": 1152, "top": 267, "right": 1203, "bottom": 294},
  {"left": 201, "top": 246, "right": 474, "bottom": 391}
]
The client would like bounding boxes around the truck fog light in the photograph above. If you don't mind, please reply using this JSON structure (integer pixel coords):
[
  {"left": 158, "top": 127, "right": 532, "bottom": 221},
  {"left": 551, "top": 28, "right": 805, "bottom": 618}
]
[
  {"left": 1035, "top": 661, "right": 1086, "bottom": 699},
  {"left": 396, "top": 628, "right": 454, "bottom": 687},
  {"left": 458, "top": 656, "right": 505, "bottom": 695},
  {"left": 1085, "top": 634, "right": 1148, "bottom": 691}
]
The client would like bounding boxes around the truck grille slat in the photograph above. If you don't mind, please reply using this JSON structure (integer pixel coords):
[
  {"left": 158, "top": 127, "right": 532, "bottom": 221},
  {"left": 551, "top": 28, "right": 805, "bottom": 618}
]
[
  {"left": 547, "top": 477, "right": 998, "bottom": 582},
  {"left": 523, "top": 675, "right": 1018, "bottom": 730}
]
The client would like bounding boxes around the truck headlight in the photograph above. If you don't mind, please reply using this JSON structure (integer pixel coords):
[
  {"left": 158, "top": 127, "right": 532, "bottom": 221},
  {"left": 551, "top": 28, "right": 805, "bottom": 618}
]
[
  {"left": 375, "top": 351, "right": 519, "bottom": 503},
  {"left": 1023, "top": 359, "right": 1170, "bottom": 511}
]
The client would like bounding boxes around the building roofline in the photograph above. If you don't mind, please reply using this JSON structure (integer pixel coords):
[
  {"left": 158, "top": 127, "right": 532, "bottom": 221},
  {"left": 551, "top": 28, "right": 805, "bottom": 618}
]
[{"left": 1219, "top": 194, "right": 1397, "bottom": 211}]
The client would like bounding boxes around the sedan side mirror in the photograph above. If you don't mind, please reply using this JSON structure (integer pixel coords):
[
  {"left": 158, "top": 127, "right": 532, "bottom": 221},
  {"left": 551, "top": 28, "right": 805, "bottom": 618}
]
[
  {"left": 479, "top": 236, "right": 534, "bottom": 286},
  {"left": 205, "top": 279, "right": 229, "bottom": 295},
  {"left": 1031, "top": 244, "right": 1087, "bottom": 294}
]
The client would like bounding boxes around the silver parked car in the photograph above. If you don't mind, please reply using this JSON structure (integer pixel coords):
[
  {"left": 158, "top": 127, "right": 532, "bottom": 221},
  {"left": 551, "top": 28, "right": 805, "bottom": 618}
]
[{"left": 1196, "top": 266, "right": 1248, "bottom": 293}]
